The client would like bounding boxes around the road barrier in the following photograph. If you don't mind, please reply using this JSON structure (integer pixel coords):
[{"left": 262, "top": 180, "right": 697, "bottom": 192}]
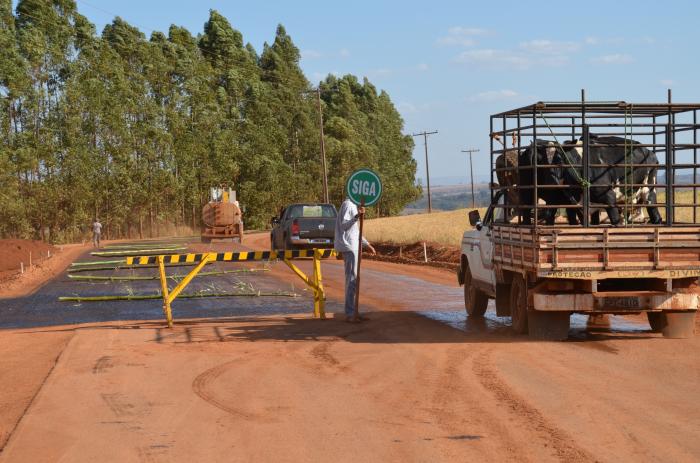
[{"left": 126, "top": 249, "right": 336, "bottom": 327}]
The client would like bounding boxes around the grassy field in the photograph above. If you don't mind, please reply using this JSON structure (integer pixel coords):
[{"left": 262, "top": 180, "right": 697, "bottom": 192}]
[
  {"left": 364, "top": 208, "right": 486, "bottom": 247},
  {"left": 364, "top": 190, "right": 700, "bottom": 248},
  {"left": 657, "top": 189, "right": 700, "bottom": 223}
]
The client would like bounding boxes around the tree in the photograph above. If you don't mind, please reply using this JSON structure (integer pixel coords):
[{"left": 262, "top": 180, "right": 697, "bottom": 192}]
[{"left": 0, "top": 4, "right": 419, "bottom": 241}]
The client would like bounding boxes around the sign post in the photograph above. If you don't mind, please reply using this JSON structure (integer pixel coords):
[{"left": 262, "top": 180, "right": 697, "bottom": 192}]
[{"left": 345, "top": 169, "right": 382, "bottom": 320}]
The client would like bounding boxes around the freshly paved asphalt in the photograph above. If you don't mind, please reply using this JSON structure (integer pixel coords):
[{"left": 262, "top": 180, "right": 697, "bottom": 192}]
[{"left": 0, "top": 242, "right": 342, "bottom": 329}]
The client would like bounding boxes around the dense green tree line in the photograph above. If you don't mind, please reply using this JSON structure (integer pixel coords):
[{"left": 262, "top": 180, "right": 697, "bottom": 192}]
[{"left": 0, "top": 1, "right": 420, "bottom": 242}]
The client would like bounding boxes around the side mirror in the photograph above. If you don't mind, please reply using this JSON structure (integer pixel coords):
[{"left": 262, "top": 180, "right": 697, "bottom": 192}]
[{"left": 468, "top": 210, "right": 481, "bottom": 227}]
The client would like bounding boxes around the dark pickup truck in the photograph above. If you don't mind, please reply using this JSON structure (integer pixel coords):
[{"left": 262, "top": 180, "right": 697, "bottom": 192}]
[{"left": 270, "top": 203, "right": 337, "bottom": 251}]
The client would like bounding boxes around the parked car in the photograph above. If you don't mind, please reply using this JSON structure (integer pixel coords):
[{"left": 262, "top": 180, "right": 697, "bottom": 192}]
[{"left": 270, "top": 203, "right": 337, "bottom": 251}]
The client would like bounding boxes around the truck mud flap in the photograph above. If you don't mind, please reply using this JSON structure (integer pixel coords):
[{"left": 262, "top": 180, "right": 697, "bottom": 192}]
[{"left": 495, "top": 283, "right": 511, "bottom": 316}]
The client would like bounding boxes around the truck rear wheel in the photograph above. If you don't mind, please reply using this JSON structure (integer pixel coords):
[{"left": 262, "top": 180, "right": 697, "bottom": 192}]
[
  {"left": 463, "top": 267, "right": 488, "bottom": 317},
  {"left": 648, "top": 311, "right": 696, "bottom": 338},
  {"left": 510, "top": 274, "right": 528, "bottom": 334}
]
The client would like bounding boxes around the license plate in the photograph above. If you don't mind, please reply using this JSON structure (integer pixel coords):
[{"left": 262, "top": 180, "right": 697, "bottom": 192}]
[
  {"left": 310, "top": 239, "right": 330, "bottom": 244},
  {"left": 601, "top": 297, "right": 640, "bottom": 309}
]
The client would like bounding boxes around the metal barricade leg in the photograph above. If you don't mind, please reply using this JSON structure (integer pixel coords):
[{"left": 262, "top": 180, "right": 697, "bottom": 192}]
[
  {"left": 313, "top": 249, "right": 326, "bottom": 319},
  {"left": 157, "top": 255, "right": 173, "bottom": 328}
]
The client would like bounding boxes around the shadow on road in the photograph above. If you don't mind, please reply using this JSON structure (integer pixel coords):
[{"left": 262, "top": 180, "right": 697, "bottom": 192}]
[{"left": 14, "top": 311, "right": 658, "bottom": 345}]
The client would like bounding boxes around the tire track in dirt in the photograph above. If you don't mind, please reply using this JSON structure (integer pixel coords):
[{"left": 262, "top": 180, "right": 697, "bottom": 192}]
[
  {"left": 192, "top": 359, "right": 274, "bottom": 422},
  {"left": 308, "top": 340, "right": 352, "bottom": 375},
  {"left": 310, "top": 341, "right": 340, "bottom": 367},
  {"left": 472, "top": 348, "right": 596, "bottom": 463},
  {"left": 192, "top": 360, "right": 253, "bottom": 419},
  {"left": 427, "top": 347, "right": 522, "bottom": 461},
  {"left": 93, "top": 356, "right": 114, "bottom": 374}
]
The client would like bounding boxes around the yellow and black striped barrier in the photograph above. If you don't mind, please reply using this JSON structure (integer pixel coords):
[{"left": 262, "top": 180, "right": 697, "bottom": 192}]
[
  {"left": 136, "top": 249, "right": 337, "bottom": 328},
  {"left": 125, "top": 249, "right": 334, "bottom": 266}
]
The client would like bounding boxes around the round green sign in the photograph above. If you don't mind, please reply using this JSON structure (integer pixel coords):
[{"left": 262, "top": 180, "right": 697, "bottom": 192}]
[{"left": 346, "top": 168, "right": 383, "bottom": 206}]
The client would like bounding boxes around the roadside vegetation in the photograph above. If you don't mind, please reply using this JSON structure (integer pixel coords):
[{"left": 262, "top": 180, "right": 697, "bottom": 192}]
[
  {"left": 364, "top": 208, "right": 486, "bottom": 247},
  {"left": 0, "top": 1, "right": 420, "bottom": 242}
]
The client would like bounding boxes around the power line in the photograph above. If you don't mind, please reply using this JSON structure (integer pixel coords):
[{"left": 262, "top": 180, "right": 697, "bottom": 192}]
[
  {"left": 461, "top": 148, "right": 479, "bottom": 208},
  {"left": 411, "top": 130, "right": 438, "bottom": 213}
]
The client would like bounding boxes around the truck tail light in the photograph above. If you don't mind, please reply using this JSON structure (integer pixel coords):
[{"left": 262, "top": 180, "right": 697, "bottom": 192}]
[{"left": 291, "top": 219, "right": 300, "bottom": 236}]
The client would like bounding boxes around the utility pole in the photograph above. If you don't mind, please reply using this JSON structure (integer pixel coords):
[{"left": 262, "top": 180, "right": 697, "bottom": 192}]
[
  {"left": 411, "top": 130, "right": 438, "bottom": 213},
  {"left": 461, "top": 148, "right": 480, "bottom": 208},
  {"left": 303, "top": 87, "right": 330, "bottom": 203},
  {"left": 316, "top": 87, "right": 329, "bottom": 203}
]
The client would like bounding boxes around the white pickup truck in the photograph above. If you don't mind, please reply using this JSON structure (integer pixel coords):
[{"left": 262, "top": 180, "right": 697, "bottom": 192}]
[{"left": 458, "top": 191, "right": 699, "bottom": 340}]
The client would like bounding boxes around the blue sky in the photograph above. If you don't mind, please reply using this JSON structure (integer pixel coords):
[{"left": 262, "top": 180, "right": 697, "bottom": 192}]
[{"left": 33, "top": 0, "right": 700, "bottom": 184}]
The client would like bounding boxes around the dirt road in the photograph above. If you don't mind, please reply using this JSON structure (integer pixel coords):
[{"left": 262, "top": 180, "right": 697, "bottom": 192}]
[{"left": 0, "top": 234, "right": 698, "bottom": 462}]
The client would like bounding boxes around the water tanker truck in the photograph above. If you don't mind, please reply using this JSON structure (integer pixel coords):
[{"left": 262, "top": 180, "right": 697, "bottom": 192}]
[{"left": 201, "top": 186, "right": 244, "bottom": 243}]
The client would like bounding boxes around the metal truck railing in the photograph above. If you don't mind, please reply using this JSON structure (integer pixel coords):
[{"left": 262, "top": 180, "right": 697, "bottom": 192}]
[{"left": 489, "top": 90, "right": 700, "bottom": 227}]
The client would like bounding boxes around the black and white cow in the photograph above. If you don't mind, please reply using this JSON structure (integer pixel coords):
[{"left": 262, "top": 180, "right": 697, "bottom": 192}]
[
  {"left": 559, "top": 135, "right": 662, "bottom": 225},
  {"left": 517, "top": 140, "right": 583, "bottom": 225}
]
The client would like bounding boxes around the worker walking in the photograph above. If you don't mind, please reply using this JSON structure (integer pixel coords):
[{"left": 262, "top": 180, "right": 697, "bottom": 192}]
[
  {"left": 92, "top": 218, "right": 102, "bottom": 248},
  {"left": 334, "top": 198, "right": 376, "bottom": 322}
]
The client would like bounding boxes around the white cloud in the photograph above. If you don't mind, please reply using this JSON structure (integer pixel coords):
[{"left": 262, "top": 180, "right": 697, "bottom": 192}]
[
  {"left": 417, "top": 63, "right": 429, "bottom": 72},
  {"left": 583, "top": 36, "right": 625, "bottom": 46},
  {"left": 519, "top": 39, "right": 579, "bottom": 54},
  {"left": 438, "top": 36, "right": 476, "bottom": 47},
  {"left": 338, "top": 48, "right": 350, "bottom": 58},
  {"left": 660, "top": 79, "right": 675, "bottom": 86},
  {"left": 590, "top": 54, "right": 634, "bottom": 64},
  {"left": 448, "top": 26, "right": 488, "bottom": 36},
  {"left": 436, "top": 26, "right": 487, "bottom": 47},
  {"left": 468, "top": 89, "right": 519, "bottom": 102},
  {"left": 301, "top": 49, "right": 322, "bottom": 60},
  {"left": 455, "top": 49, "right": 532, "bottom": 70}
]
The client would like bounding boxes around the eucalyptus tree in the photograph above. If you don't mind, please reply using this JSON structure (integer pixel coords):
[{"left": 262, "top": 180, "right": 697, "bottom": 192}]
[{"left": 0, "top": 4, "right": 419, "bottom": 240}]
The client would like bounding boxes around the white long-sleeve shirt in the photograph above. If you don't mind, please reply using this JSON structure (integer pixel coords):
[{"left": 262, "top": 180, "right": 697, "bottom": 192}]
[{"left": 334, "top": 199, "right": 369, "bottom": 253}]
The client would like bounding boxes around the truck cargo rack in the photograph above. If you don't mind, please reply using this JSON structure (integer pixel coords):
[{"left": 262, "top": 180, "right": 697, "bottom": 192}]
[{"left": 489, "top": 90, "right": 700, "bottom": 227}]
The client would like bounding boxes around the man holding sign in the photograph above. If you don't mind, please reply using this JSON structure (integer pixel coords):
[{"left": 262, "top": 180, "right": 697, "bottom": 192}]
[{"left": 334, "top": 169, "right": 381, "bottom": 323}]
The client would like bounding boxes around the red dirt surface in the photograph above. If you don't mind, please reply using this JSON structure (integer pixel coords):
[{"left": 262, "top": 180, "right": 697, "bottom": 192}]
[
  {"left": 0, "top": 242, "right": 86, "bottom": 299},
  {"left": 370, "top": 241, "right": 461, "bottom": 270},
  {"left": 0, "top": 239, "right": 55, "bottom": 274},
  {"left": 2, "top": 234, "right": 699, "bottom": 462}
]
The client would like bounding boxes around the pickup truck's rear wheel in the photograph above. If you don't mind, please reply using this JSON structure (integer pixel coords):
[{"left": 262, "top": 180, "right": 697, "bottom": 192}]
[
  {"left": 463, "top": 267, "right": 488, "bottom": 317},
  {"left": 510, "top": 274, "right": 529, "bottom": 334},
  {"left": 648, "top": 311, "right": 696, "bottom": 338}
]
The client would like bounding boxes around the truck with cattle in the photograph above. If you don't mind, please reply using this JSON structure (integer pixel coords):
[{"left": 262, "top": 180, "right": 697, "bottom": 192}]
[{"left": 459, "top": 94, "right": 700, "bottom": 340}]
